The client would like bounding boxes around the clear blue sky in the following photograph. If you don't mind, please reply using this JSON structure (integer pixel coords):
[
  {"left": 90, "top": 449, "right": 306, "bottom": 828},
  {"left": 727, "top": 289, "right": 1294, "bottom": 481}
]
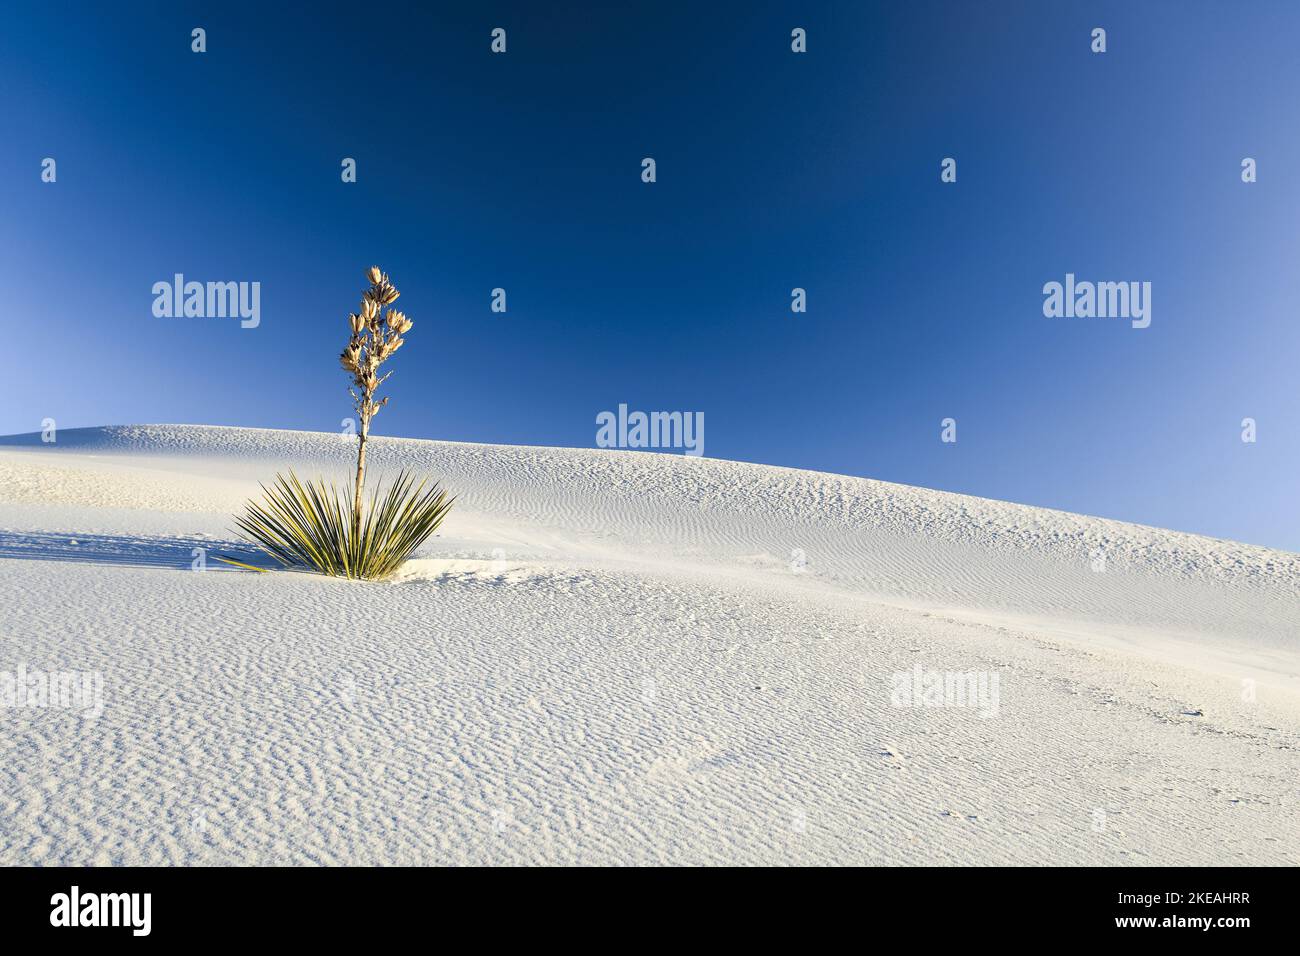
[{"left": 2, "top": 2, "right": 1296, "bottom": 551}]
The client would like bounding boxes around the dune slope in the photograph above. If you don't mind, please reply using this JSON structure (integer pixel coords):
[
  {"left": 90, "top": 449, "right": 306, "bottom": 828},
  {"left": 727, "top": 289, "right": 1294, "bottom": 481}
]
[{"left": 0, "top": 425, "right": 1296, "bottom": 865}]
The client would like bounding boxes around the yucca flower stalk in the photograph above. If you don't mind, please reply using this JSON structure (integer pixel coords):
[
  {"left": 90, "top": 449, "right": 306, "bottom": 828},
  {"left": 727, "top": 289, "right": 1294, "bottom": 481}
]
[{"left": 341, "top": 266, "right": 414, "bottom": 537}]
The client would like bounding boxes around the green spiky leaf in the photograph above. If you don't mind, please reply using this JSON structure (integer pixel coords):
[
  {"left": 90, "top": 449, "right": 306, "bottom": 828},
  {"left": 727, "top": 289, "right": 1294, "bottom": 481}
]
[{"left": 233, "top": 469, "right": 454, "bottom": 580}]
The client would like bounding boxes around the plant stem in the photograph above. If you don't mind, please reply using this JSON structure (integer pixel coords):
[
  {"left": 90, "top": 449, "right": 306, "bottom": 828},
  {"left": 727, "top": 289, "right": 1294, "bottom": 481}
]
[{"left": 352, "top": 411, "right": 370, "bottom": 536}]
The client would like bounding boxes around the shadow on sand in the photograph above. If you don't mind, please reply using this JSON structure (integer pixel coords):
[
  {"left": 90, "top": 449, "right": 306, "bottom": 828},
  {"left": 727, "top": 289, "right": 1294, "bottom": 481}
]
[{"left": 0, "top": 531, "right": 269, "bottom": 572}]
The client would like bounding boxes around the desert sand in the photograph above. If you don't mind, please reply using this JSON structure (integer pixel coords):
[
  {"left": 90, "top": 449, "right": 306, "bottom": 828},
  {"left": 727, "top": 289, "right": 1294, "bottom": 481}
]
[{"left": 0, "top": 424, "right": 1296, "bottom": 865}]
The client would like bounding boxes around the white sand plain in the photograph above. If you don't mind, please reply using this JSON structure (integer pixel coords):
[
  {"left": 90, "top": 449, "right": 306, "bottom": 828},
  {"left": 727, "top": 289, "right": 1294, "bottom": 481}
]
[{"left": 0, "top": 425, "right": 1296, "bottom": 865}]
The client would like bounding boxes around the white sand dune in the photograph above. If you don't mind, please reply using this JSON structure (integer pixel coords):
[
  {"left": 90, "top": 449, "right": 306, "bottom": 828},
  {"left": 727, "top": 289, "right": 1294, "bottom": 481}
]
[{"left": 0, "top": 424, "right": 1296, "bottom": 865}]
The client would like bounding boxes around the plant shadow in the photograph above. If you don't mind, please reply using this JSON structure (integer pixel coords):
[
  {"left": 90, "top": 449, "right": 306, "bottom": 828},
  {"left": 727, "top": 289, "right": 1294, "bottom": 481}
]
[{"left": 0, "top": 531, "right": 269, "bottom": 572}]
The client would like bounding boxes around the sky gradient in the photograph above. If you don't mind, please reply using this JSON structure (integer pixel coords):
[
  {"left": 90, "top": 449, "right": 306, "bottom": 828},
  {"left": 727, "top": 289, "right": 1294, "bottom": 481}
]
[{"left": 2, "top": 1, "right": 1297, "bottom": 550}]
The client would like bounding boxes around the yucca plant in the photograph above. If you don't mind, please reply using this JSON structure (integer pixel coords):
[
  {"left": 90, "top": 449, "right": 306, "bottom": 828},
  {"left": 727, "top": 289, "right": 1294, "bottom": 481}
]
[{"left": 227, "top": 267, "right": 454, "bottom": 580}]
